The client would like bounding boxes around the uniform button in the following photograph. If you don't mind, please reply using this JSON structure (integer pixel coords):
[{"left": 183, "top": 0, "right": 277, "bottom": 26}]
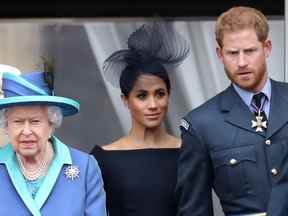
[
  {"left": 265, "top": 139, "right": 271, "bottom": 145},
  {"left": 271, "top": 168, "right": 278, "bottom": 176},
  {"left": 229, "top": 158, "right": 237, "bottom": 165}
]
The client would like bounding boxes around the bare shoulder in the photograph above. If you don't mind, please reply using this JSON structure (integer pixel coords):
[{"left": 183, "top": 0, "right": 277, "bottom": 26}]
[
  {"left": 166, "top": 134, "right": 181, "bottom": 148},
  {"left": 102, "top": 138, "right": 127, "bottom": 150}
]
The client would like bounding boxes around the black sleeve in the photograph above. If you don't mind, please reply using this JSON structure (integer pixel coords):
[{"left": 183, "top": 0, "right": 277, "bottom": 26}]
[
  {"left": 90, "top": 145, "right": 110, "bottom": 215},
  {"left": 91, "top": 145, "right": 103, "bottom": 159}
]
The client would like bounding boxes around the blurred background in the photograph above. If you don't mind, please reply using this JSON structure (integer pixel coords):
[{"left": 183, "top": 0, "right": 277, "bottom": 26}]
[{"left": 0, "top": 1, "right": 284, "bottom": 215}]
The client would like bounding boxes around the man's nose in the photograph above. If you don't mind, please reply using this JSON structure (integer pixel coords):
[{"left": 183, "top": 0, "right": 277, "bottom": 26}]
[{"left": 237, "top": 52, "right": 248, "bottom": 68}]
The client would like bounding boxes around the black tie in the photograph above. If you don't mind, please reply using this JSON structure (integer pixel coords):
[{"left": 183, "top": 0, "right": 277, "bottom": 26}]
[{"left": 252, "top": 92, "right": 268, "bottom": 122}]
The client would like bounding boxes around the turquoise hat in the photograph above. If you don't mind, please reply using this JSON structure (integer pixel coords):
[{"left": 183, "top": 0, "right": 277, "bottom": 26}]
[{"left": 0, "top": 71, "right": 79, "bottom": 116}]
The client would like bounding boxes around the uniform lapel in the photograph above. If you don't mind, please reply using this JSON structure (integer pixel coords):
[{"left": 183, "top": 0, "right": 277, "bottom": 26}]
[
  {"left": 221, "top": 85, "right": 266, "bottom": 137},
  {"left": 266, "top": 80, "right": 288, "bottom": 138}
]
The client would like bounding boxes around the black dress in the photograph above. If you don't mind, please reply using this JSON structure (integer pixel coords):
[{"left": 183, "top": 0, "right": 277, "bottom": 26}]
[{"left": 91, "top": 145, "right": 179, "bottom": 216}]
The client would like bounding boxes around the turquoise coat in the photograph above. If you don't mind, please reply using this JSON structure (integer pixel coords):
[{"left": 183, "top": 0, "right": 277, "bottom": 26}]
[{"left": 0, "top": 137, "right": 107, "bottom": 216}]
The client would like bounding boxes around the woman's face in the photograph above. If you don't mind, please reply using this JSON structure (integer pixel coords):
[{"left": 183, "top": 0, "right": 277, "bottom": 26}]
[
  {"left": 123, "top": 74, "right": 169, "bottom": 129},
  {"left": 5, "top": 105, "right": 53, "bottom": 159}
]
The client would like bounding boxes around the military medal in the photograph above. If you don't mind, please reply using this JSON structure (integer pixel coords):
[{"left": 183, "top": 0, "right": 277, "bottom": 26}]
[
  {"left": 250, "top": 93, "right": 268, "bottom": 133},
  {"left": 64, "top": 165, "right": 80, "bottom": 180},
  {"left": 251, "top": 110, "right": 267, "bottom": 132}
]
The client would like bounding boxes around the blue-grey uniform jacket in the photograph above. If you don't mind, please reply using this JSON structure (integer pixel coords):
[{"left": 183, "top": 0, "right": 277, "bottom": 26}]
[{"left": 176, "top": 80, "right": 288, "bottom": 216}]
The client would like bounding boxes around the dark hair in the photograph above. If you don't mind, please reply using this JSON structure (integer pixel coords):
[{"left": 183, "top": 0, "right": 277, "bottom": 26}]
[{"left": 120, "top": 61, "right": 170, "bottom": 97}]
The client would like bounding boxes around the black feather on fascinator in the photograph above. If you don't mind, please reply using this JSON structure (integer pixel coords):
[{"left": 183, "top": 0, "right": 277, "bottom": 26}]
[
  {"left": 103, "top": 22, "right": 190, "bottom": 88},
  {"left": 42, "top": 57, "right": 55, "bottom": 95}
]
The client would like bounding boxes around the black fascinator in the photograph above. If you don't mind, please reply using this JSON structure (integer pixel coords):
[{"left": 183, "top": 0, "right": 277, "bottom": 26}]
[{"left": 103, "top": 22, "right": 190, "bottom": 88}]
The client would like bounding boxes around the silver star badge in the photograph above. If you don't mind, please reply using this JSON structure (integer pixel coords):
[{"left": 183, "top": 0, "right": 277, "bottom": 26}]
[
  {"left": 64, "top": 165, "right": 80, "bottom": 180},
  {"left": 251, "top": 115, "right": 267, "bottom": 132}
]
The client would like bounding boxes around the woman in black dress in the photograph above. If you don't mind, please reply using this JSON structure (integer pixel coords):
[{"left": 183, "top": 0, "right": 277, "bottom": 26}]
[{"left": 91, "top": 22, "right": 190, "bottom": 216}]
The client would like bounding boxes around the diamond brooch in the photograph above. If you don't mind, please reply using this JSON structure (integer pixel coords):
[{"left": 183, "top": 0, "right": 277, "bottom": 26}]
[{"left": 64, "top": 165, "right": 80, "bottom": 180}]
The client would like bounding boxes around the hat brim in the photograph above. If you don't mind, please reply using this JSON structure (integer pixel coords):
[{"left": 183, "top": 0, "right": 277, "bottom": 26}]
[{"left": 0, "top": 96, "right": 79, "bottom": 116}]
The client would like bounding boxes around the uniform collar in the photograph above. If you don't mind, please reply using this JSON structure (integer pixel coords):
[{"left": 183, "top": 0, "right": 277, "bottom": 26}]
[{"left": 232, "top": 78, "right": 271, "bottom": 107}]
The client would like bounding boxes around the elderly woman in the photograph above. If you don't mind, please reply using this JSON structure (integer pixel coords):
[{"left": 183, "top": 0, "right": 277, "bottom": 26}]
[{"left": 0, "top": 71, "right": 107, "bottom": 216}]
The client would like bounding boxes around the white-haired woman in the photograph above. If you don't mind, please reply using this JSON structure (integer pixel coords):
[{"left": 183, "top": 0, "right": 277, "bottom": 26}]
[{"left": 0, "top": 71, "right": 107, "bottom": 216}]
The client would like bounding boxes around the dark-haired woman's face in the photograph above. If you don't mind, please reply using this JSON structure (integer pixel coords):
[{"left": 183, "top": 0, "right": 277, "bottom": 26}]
[{"left": 123, "top": 74, "right": 169, "bottom": 129}]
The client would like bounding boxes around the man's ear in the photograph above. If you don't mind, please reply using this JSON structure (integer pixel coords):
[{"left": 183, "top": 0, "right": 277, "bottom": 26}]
[
  {"left": 216, "top": 46, "right": 224, "bottom": 62},
  {"left": 264, "top": 39, "right": 272, "bottom": 58}
]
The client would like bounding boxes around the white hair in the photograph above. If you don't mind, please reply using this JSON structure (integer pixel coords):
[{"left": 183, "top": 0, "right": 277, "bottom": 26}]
[
  {"left": 0, "top": 109, "right": 8, "bottom": 128},
  {"left": 0, "top": 105, "right": 63, "bottom": 129},
  {"left": 47, "top": 106, "right": 63, "bottom": 128}
]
